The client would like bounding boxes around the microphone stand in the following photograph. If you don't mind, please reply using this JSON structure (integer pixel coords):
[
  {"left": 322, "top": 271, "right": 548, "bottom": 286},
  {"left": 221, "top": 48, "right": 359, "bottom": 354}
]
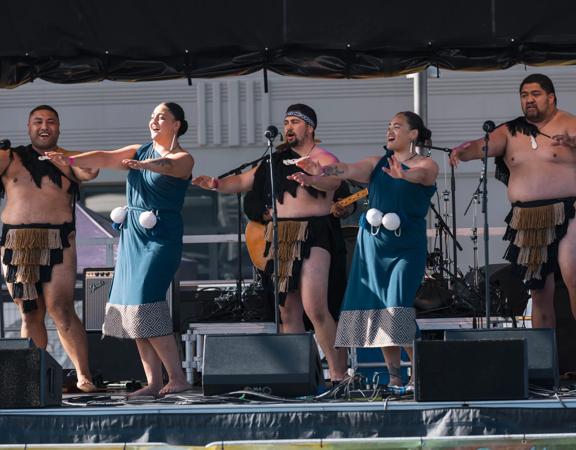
[
  {"left": 420, "top": 145, "right": 461, "bottom": 283},
  {"left": 218, "top": 155, "right": 270, "bottom": 313},
  {"left": 265, "top": 135, "right": 281, "bottom": 334},
  {"left": 481, "top": 131, "right": 491, "bottom": 328}
]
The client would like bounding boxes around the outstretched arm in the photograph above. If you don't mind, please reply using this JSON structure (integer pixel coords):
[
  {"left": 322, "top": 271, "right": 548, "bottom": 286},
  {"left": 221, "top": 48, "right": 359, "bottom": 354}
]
[
  {"left": 46, "top": 145, "right": 141, "bottom": 170},
  {"left": 122, "top": 151, "right": 194, "bottom": 179},
  {"left": 384, "top": 155, "right": 439, "bottom": 186},
  {"left": 449, "top": 126, "right": 508, "bottom": 167},
  {"left": 192, "top": 165, "right": 257, "bottom": 193},
  {"left": 289, "top": 156, "right": 379, "bottom": 189},
  {"left": 54, "top": 148, "right": 99, "bottom": 181}
]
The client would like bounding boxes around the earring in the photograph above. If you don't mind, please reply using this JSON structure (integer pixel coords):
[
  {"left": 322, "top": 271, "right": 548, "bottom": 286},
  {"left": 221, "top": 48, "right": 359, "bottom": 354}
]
[
  {"left": 409, "top": 141, "right": 415, "bottom": 155},
  {"left": 169, "top": 132, "right": 177, "bottom": 152}
]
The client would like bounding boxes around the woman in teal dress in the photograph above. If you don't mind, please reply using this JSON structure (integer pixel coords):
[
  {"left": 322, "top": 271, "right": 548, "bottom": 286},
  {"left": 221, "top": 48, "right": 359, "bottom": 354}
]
[
  {"left": 291, "top": 111, "right": 438, "bottom": 388},
  {"left": 47, "top": 102, "right": 194, "bottom": 397}
]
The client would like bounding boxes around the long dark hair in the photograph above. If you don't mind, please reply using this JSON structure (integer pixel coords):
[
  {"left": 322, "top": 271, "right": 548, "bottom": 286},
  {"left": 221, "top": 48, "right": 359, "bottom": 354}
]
[{"left": 398, "top": 111, "right": 432, "bottom": 146}]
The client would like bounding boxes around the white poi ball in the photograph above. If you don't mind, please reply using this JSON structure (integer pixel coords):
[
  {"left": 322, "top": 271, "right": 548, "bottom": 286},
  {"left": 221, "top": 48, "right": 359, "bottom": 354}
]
[
  {"left": 139, "top": 211, "right": 157, "bottom": 229},
  {"left": 110, "top": 206, "right": 128, "bottom": 224},
  {"left": 366, "top": 208, "right": 384, "bottom": 227},
  {"left": 382, "top": 212, "right": 401, "bottom": 231}
]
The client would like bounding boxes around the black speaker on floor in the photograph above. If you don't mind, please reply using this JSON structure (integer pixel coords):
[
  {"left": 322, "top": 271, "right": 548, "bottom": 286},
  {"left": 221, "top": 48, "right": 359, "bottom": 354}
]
[
  {"left": 444, "top": 328, "right": 558, "bottom": 388},
  {"left": 414, "top": 339, "right": 528, "bottom": 402},
  {"left": 86, "top": 332, "right": 145, "bottom": 383},
  {"left": 0, "top": 339, "right": 62, "bottom": 408},
  {"left": 202, "top": 333, "right": 324, "bottom": 397}
]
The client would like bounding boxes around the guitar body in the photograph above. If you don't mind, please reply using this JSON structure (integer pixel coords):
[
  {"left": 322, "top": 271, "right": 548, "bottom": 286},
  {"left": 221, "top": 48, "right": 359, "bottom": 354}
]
[
  {"left": 244, "top": 188, "right": 368, "bottom": 270},
  {"left": 245, "top": 220, "right": 267, "bottom": 271}
]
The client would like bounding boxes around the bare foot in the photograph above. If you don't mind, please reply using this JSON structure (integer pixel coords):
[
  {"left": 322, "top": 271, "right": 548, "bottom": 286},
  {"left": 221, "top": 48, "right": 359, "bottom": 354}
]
[
  {"left": 388, "top": 376, "right": 403, "bottom": 387},
  {"left": 77, "top": 376, "right": 97, "bottom": 393},
  {"left": 158, "top": 380, "right": 191, "bottom": 396},
  {"left": 126, "top": 385, "right": 162, "bottom": 398}
]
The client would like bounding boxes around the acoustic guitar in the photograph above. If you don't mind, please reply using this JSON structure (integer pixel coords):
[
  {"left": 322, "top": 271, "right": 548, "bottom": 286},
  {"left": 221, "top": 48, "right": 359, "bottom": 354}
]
[{"left": 245, "top": 188, "right": 368, "bottom": 270}]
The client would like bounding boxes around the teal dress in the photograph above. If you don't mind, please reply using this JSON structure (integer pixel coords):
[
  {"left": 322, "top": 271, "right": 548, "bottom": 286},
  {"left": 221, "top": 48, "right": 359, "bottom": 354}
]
[
  {"left": 102, "top": 142, "right": 190, "bottom": 339},
  {"left": 335, "top": 152, "right": 435, "bottom": 347}
]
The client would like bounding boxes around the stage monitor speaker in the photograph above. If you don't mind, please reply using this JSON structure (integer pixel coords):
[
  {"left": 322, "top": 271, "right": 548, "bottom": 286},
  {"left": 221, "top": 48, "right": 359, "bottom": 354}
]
[
  {"left": 86, "top": 332, "right": 145, "bottom": 383},
  {"left": 444, "top": 328, "right": 558, "bottom": 388},
  {"left": 202, "top": 333, "right": 324, "bottom": 397},
  {"left": 414, "top": 339, "right": 528, "bottom": 402},
  {"left": 0, "top": 339, "right": 62, "bottom": 408},
  {"left": 83, "top": 268, "right": 114, "bottom": 331}
]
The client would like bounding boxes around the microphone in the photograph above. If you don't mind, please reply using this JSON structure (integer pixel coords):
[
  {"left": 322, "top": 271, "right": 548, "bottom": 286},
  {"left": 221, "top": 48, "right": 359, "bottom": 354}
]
[
  {"left": 0, "top": 139, "right": 11, "bottom": 150},
  {"left": 264, "top": 125, "right": 279, "bottom": 141},
  {"left": 482, "top": 120, "right": 496, "bottom": 133}
]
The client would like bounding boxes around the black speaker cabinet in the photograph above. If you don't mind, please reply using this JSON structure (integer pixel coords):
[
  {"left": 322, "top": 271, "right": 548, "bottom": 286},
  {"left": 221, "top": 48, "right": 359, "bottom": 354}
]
[
  {"left": 202, "top": 333, "right": 324, "bottom": 397},
  {"left": 444, "top": 328, "right": 558, "bottom": 388},
  {"left": 414, "top": 339, "right": 528, "bottom": 402},
  {"left": 0, "top": 339, "right": 62, "bottom": 408},
  {"left": 87, "top": 332, "right": 145, "bottom": 383},
  {"left": 83, "top": 268, "right": 114, "bottom": 331}
]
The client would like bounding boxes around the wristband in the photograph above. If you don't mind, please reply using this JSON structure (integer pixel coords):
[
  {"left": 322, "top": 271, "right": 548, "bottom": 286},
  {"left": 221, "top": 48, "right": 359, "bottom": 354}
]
[
  {"left": 68, "top": 156, "right": 75, "bottom": 166},
  {"left": 212, "top": 178, "right": 219, "bottom": 190}
]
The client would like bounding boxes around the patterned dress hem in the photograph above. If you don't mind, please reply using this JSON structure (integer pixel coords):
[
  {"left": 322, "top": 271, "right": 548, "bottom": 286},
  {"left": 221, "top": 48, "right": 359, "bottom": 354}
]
[
  {"left": 102, "top": 301, "right": 173, "bottom": 339},
  {"left": 335, "top": 307, "right": 416, "bottom": 348}
]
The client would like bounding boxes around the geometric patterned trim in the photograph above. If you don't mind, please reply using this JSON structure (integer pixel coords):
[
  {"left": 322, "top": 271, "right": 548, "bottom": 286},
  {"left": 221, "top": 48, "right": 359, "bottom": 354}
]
[
  {"left": 102, "top": 301, "right": 172, "bottom": 339},
  {"left": 335, "top": 307, "right": 416, "bottom": 348}
]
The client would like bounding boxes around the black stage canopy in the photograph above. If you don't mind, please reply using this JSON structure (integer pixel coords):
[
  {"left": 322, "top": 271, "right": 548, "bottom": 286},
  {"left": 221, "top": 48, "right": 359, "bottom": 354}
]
[{"left": 1, "top": 0, "right": 575, "bottom": 88}]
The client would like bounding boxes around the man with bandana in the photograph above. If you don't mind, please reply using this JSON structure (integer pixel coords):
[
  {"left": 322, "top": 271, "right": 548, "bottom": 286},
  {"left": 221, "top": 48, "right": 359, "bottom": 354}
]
[
  {"left": 450, "top": 74, "right": 576, "bottom": 330},
  {"left": 193, "top": 104, "right": 348, "bottom": 382},
  {"left": 0, "top": 105, "right": 99, "bottom": 392}
]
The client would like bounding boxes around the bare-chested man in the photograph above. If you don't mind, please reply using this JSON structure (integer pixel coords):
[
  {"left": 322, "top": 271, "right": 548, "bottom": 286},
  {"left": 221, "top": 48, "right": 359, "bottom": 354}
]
[
  {"left": 450, "top": 74, "right": 576, "bottom": 329},
  {"left": 0, "top": 105, "right": 99, "bottom": 392},
  {"left": 192, "top": 104, "right": 348, "bottom": 382}
]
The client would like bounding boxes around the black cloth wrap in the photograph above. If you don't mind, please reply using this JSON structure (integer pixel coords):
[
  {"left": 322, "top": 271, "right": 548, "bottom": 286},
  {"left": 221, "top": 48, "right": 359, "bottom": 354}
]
[
  {"left": 0, "top": 222, "right": 75, "bottom": 313},
  {"left": 269, "top": 148, "right": 326, "bottom": 205},
  {"left": 494, "top": 117, "right": 544, "bottom": 186},
  {"left": 503, "top": 197, "right": 575, "bottom": 290},
  {"left": 244, "top": 152, "right": 353, "bottom": 223},
  {"left": 0, "top": 145, "right": 79, "bottom": 200}
]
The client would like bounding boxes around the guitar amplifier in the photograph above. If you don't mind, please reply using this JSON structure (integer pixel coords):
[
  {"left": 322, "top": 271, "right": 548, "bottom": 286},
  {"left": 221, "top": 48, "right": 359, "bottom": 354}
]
[
  {"left": 83, "top": 268, "right": 114, "bottom": 331},
  {"left": 83, "top": 268, "right": 174, "bottom": 331}
]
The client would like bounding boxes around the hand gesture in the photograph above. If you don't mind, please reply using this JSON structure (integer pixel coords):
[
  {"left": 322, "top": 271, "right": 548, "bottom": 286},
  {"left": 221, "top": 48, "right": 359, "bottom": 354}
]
[
  {"left": 449, "top": 142, "right": 471, "bottom": 167},
  {"left": 192, "top": 175, "right": 218, "bottom": 190},
  {"left": 122, "top": 159, "right": 143, "bottom": 170},
  {"left": 296, "top": 157, "right": 322, "bottom": 175},
  {"left": 43, "top": 151, "right": 70, "bottom": 166},
  {"left": 382, "top": 155, "right": 405, "bottom": 179},
  {"left": 551, "top": 133, "right": 576, "bottom": 149},
  {"left": 288, "top": 171, "right": 315, "bottom": 187}
]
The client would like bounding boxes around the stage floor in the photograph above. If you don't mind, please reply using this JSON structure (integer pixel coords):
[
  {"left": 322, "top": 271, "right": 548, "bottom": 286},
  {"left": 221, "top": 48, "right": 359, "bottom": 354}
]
[{"left": 2, "top": 385, "right": 576, "bottom": 446}]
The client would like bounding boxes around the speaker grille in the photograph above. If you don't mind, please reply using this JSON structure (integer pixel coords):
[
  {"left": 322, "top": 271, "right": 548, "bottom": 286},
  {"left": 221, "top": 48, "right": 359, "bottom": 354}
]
[
  {"left": 0, "top": 347, "right": 62, "bottom": 408},
  {"left": 444, "top": 328, "right": 558, "bottom": 388},
  {"left": 83, "top": 268, "right": 114, "bottom": 331},
  {"left": 202, "top": 333, "right": 324, "bottom": 396},
  {"left": 414, "top": 339, "right": 528, "bottom": 402}
]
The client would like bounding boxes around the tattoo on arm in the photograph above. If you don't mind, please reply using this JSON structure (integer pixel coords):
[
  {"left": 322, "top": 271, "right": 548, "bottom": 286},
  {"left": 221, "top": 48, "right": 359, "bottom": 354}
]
[
  {"left": 148, "top": 158, "right": 173, "bottom": 168},
  {"left": 322, "top": 165, "right": 344, "bottom": 176}
]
